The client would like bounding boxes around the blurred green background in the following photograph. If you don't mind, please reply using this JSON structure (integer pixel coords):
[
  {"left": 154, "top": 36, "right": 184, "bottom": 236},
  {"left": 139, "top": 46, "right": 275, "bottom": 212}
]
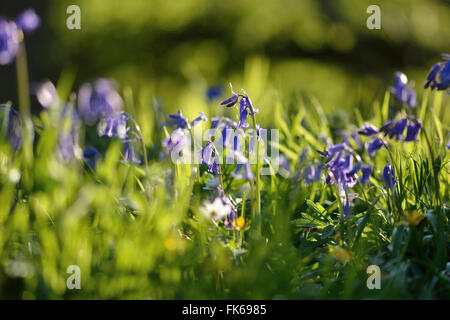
[{"left": 1, "top": 0, "right": 449, "bottom": 126}]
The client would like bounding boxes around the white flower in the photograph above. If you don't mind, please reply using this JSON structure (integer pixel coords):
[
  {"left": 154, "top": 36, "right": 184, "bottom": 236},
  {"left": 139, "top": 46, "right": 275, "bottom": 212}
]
[{"left": 199, "top": 197, "right": 232, "bottom": 221}]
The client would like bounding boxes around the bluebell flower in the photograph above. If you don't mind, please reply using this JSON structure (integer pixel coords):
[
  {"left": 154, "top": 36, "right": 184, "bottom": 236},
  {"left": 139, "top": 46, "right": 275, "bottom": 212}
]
[
  {"left": 424, "top": 54, "right": 450, "bottom": 91},
  {"left": 447, "top": 135, "right": 450, "bottom": 150},
  {"left": 162, "top": 128, "right": 187, "bottom": 156},
  {"left": 365, "top": 138, "right": 384, "bottom": 157},
  {"left": 201, "top": 142, "right": 220, "bottom": 174},
  {"left": 15, "top": 9, "right": 40, "bottom": 34},
  {"left": 348, "top": 162, "right": 361, "bottom": 176},
  {"left": 232, "top": 163, "right": 254, "bottom": 181},
  {"left": 221, "top": 125, "right": 235, "bottom": 149},
  {"left": 78, "top": 79, "right": 123, "bottom": 125},
  {"left": 404, "top": 120, "right": 421, "bottom": 142},
  {"left": 220, "top": 93, "right": 239, "bottom": 108},
  {"left": 360, "top": 165, "right": 372, "bottom": 184},
  {"left": 304, "top": 163, "right": 323, "bottom": 184},
  {"left": 358, "top": 123, "right": 379, "bottom": 136},
  {"left": 211, "top": 116, "right": 222, "bottom": 130},
  {"left": 123, "top": 142, "right": 141, "bottom": 164},
  {"left": 98, "top": 111, "right": 129, "bottom": 139},
  {"left": 83, "top": 147, "right": 100, "bottom": 169},
  {"left": 190, "top": 112, "right": 207, "bottom": 127},
  {"left": 0, "top": 18, "right": 20, "bottom": 65},
  {"left": 383, "top": 163, "right": 397, "bottom": 189},
  {"left": 206, "top": 85, "right": 222, "bottom": 101},
  {"left": 390, "top": 72, "right": 416, "bottom": 108},
  {"left": 380, "top": 118, "right": 407, "bottom": 140},
  {"left": 58, "top": 106, "right": 81, "bottom": 162},
  {"left": 389, "top": 118, "right": 407, "bottom": 140},
  {"left": 238, "top": 98, "right": 249, "bottom": 128},
  {"left": 168, "top": 110, "right": 189, "bottom": 129}
]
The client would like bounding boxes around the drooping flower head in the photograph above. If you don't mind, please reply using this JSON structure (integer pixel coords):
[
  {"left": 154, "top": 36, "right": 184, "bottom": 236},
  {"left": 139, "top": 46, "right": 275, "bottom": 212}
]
[
  {"left": 97, "top": 111, "right": 129, "bottom": 139},
  {"left": 424, "top": 54, "right": 450, "bottom": 91},
  {"left": 168, "top": 110, "right": 189, "bottom": 129}
]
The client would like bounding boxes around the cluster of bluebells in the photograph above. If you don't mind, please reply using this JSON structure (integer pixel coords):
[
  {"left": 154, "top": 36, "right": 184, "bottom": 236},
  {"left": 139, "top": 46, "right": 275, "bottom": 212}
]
[
  {"left": 80, "top": 79, "right": 141, "bottom": 164},
  {"left": 358, "top": 117, "right": 422, "bottom": 157},
  {"left": 317, "top": 142, "right": 372, "bottom": 217},
  {"left": 32, "top": 78, "right": 141, "bottom": 165},
  {"left": 0, "top": 9, "right": 40, "bottom": 65},
  {"left": 424, "top": 54, "right": 450, "bottom": 92},
  {"left": 162, "top": 84, "right": 261, "bottom": 229}
]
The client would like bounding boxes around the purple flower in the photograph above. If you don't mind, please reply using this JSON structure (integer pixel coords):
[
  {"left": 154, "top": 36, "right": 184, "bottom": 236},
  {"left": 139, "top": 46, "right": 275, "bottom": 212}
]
[
  {"left": 304, "top": 163, "right": 322, "bottom": 184},
  {"left": 211, "top": 116, "right": 222, "bottom": 130},
  {"left": 380, "top": 118, "right": 407, "bottom": 140},
  {"left": 206, "top": 85, "right": 222, "bottom": 101},
  {"left": 162, "top": 128, "right": 187, "bottom": 155},
  {"left": 78, "top": 79, "right": 123, "bottom": 125},
  {"left": 220, "top": 93, "right": 239, "bottom": 108},
  {"left": 123, "top": 142, "right": 141, "bottom": 164},
  {"left": 0, "top": 19, "right": 20, "bottom": 65},
  {"left": 168, "top": 110, "right": 189, "bottom": 129},
  {"left": 390, "top": 72, "right": 416, "bottom": 108},
  {"left": 348, "top": 162, "right": 361, "bottom": 176},
  {"left": 389, "top": 118, "right": 407, "bottom": 140},
  {"left": 366, "top": 138, "right": 384, "bottom": 157},
  {"left": 201, "top": 142, "right": 220, "bottom": 174},
  {"left": 98, "top": 112, "right": 129, "bottom": 139},
  {"left": 447, "top": 135, "right": 450, "bottom": 150},
  {"left": 360, "top": 165, "right": 372, "bottom": 184},
  {"left": 424, "top": 54, "right": 450, "bottom": 91},
  {"left": 190, "top": 112, "right": 207, "bottom": 127},
  {"left": 238, "top": 98, "right": 249, "bottom": 128},
  {"left": 232, "top": 163, "right": 254, "bottom": 181},
  {"left": 358, "top": 123, "right": 379, "bottom": 136},
  {"left": 221, "top": 126, "right": 232, "bottom": 148},
  {"left": 83, "top": 147, "right": 100, "bottom": 169},
  {"left": 404, "top": 120, "right": 421, "bottom": 142},
  {"left": 383, "top": 164, "right": 397, "bottom": 189},
  {"left": 15, "top": 9, "right": 40, "bottom": 34}
]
